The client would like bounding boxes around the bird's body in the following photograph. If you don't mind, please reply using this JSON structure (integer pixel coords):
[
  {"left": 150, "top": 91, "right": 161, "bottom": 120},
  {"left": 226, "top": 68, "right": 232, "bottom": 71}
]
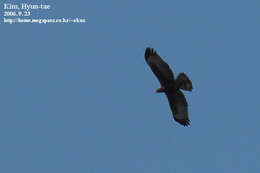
[{"left": 145, "top": 47, "right": 193, "bottom": 126}]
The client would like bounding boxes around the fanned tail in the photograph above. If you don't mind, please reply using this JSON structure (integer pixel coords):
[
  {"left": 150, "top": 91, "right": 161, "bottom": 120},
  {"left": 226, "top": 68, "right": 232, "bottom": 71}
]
[{"left": 175, "top": 73, "right": 193, "bottom": 91}]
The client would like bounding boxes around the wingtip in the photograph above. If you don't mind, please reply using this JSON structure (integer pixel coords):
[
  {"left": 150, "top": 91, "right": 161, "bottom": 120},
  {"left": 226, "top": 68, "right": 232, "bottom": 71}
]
[
  {"left": 174, "top": 118, "right": 190, "bottom": 127},
  {"left": 145, "top": 47, "right": 157, "bottom": 60}
]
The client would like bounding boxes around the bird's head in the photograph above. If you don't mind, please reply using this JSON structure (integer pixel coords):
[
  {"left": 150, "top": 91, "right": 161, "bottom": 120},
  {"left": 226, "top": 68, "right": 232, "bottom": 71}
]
[{"left": 155, "top": 87, "right": 165, "bottom": 93}]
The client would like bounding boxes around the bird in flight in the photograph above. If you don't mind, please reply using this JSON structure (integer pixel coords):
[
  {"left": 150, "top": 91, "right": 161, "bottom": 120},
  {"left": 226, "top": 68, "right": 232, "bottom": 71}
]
[{"left": 145, "top": 47, "right": 193, "bottom": 126}]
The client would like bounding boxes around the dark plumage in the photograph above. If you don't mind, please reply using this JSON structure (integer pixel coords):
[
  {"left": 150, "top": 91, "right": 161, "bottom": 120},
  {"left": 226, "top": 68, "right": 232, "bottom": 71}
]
[{"left": 145, "top": 47, "right": 193, "bottom": 126}]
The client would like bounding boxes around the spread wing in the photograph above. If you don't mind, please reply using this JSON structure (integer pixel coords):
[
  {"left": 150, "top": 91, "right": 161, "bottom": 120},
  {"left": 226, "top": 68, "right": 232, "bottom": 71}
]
[
  {"left": 145, "top": 47, "right": 174, "bottom": 87},
  {"left": 165, "top": 89, "right": 190, "bottom": 126}
]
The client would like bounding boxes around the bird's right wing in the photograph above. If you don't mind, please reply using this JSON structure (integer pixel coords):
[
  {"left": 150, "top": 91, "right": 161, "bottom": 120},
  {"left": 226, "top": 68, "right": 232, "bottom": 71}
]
[
  {"left": 165, "top": 89, "right": 190, "bottom": 126},
  {"left": 145, "top": 47, "right": 175, "bottom": 87}
]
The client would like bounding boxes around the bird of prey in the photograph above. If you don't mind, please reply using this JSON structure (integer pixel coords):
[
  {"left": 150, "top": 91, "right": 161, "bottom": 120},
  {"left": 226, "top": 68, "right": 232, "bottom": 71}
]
[{"left": 144, "top": 47, "right": 193, "bottom": 126}]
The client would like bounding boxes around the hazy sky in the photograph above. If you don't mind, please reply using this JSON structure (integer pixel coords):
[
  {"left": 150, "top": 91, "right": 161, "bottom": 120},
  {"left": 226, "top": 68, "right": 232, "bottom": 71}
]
[{"left": 1, "top": 0, "right": 260, "bottom": 172}]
